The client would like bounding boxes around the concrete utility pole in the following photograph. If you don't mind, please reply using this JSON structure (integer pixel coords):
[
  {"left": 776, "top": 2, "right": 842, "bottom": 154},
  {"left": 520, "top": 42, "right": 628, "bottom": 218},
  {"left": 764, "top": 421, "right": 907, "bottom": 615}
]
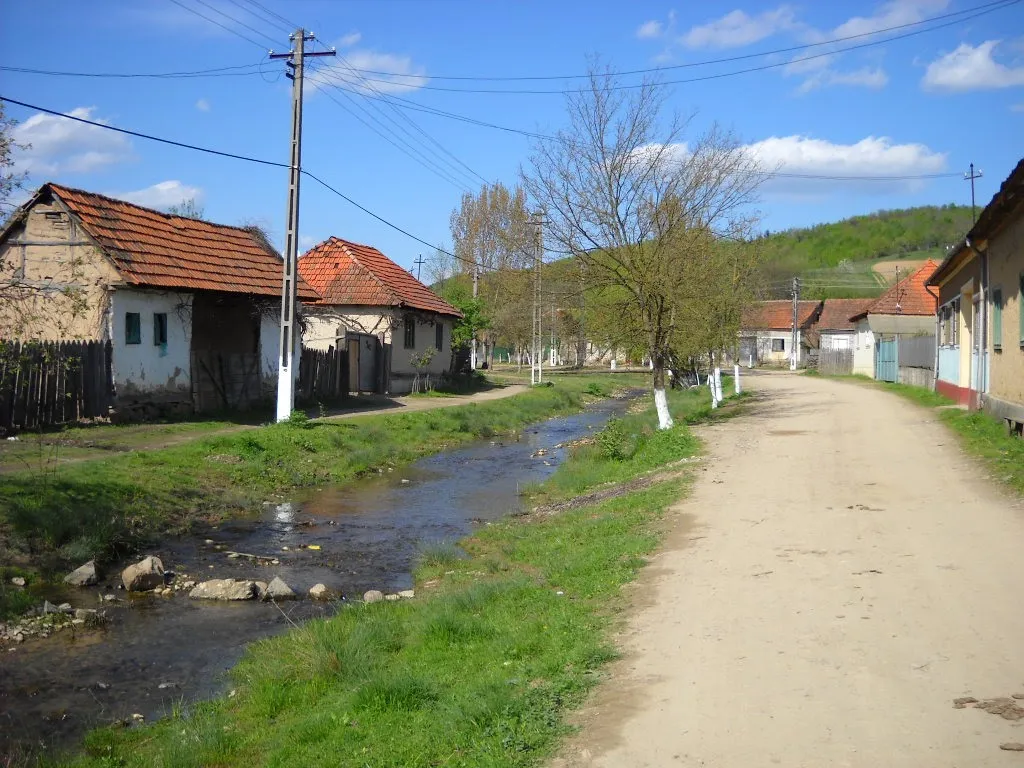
[
  {"left": 964, "top": 163, "right": 984, "bottom": 224},
  {"left": 271, "top": 30, "right": 335, "bottom": 422},
  {"left": 790, "top": 276, "right": 801, "bottom": 371},
  {"left": 470, "top": 262, "right": 479, "bottom": 370}
]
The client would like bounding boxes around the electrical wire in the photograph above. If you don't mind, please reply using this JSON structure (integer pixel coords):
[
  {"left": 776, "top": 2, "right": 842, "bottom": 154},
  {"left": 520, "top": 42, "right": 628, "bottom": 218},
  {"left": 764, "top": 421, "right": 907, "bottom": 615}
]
[
  {"left": 0, "top": 62, "right": 269, "bottom": 79},
  {"left": 338, "top": 0, "right": 1020, "bottom": 94},
  {"left": 347, "top": 0, "right": 1016, "bottom": 82},
  {"left": 223, "top": 0, "right": 293, "bottom": 35},
  {"left": 240, "top": 0, "right": 299, "bottom": 32},
  {"left": 166, "top": 0, "right": 272, "bottom": 51},
  {"left": 188, "top": 0, "right": 283, "bottom": 47}
]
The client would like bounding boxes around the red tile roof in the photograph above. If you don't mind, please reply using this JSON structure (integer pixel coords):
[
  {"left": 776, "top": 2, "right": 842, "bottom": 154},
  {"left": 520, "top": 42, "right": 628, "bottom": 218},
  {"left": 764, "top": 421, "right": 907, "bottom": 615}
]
[
  {"left": 853, "top": 260, "right": 939, "bottom": 318},
  {"left": 299, "top": 237, "right": 461, "bottom": 317},
  {"left": 743, "top": 300, "right": 822, "bottom": 330},
  {"left": 42, "top": 183, "right": 317, "bottom": 299},
  {"left": 817, "top": 298, "right": 875, "bottom": 331}
]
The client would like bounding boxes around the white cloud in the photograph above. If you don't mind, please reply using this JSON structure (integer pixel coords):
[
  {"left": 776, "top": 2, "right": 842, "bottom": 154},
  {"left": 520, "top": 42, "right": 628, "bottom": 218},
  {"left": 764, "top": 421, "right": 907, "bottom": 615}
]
[
  {"left": 636, "top": 20, "right": 664, "bottom": 39},
  {"left": 1012, "top": 102, "right": 1024, "bottom": 112},
  {"left": 11, "top": 107, "right": 133, "bottom": 176},
  {"left": 195, "top": 98, "right": 211, "bottom": 112},
  {"left": 681, "top": 7, "right": 797, "bottom": 49},
  {"left": 743, "top": 135, "right": 947, "bottom": 192},
  {"left": 833, "top": 0, "right": 948, "bottom": 39},
  {"left": 922, "top": 40, "right": 1024, "bottom": 91},
  {"left": 339, "top": 31, "right": 362, "bottom": 47},
  {"left": 798, "top": 66, "right": 889, "bottom": 93},
  {"left": 113, "top": 181, "right": 203, "bottom": 211},
  {"left": 310, "top": 48, "right": 429, "bottom": 95}
]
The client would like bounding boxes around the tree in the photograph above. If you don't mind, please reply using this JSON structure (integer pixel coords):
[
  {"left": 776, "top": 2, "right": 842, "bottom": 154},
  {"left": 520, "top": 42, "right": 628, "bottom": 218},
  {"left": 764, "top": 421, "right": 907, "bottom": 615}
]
[
  {"left": 1, "top": 103, "right": 28, "bottom": 221},
  {"left": 167, "top": 197, "right": 205, "bottom": 219},
  {"left": 524, "top": 64, "right": 762, "bottom": 428}
]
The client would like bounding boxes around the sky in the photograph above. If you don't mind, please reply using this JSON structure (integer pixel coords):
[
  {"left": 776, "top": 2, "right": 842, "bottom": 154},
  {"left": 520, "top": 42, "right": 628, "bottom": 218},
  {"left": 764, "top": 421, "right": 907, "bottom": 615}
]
[{"left": 2, "top": 0, "right": 1023, "bottom": 272}]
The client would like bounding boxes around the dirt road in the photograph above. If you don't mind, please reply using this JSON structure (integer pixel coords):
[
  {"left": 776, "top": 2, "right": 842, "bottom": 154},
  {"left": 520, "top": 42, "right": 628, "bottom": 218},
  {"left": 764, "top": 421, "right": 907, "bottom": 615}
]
[{"left": 554, "top": 372, "right": 1024, "bottom": 767}]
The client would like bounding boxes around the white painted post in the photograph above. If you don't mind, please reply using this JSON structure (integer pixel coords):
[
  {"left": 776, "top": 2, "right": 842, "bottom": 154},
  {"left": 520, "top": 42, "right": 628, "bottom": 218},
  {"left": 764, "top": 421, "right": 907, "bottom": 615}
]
[
  {"left": 610, "top": 358, "right": 617, "bottom": 370},
  {"left": 714, "top": 367, "right": 723, "bottom": 403},
  {"left": 734, "top": 364, "right": 741, "bottom": 394},
  {"left": 748, "top": 353, "right": 753, "bottom": 368}
]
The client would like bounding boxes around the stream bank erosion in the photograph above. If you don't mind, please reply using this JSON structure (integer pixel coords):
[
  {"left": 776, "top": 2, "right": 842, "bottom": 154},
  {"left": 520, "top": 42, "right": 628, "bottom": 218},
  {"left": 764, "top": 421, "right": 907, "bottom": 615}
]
[
  {"left": 0, "top": 377, "right": 646, "bottom": 759},
  {"left": 6, "top": 381, "right": 736, "bottom": 767}
]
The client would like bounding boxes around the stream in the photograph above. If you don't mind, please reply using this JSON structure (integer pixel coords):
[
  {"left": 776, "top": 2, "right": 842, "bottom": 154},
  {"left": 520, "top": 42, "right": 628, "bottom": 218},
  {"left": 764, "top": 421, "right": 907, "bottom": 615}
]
[{"left": 0, "top": 395, "right": 631, "bottom": 757}]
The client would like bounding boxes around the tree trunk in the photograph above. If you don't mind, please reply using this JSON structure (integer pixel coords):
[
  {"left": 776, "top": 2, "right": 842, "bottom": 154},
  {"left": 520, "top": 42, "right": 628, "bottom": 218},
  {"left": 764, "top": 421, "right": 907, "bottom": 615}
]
[{"left": 652, "top": 357, "right": 674, "bottom": 430}]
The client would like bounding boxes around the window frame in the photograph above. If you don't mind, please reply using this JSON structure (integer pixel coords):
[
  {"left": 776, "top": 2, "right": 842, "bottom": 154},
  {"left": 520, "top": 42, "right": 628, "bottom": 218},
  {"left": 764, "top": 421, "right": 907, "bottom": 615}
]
[
  {"left": 125, "top": 312, "right": 141, "bottom": 345},
  {"left": 772, "top": 337, "right": 785, "bottom": 352},
  {"left": 403, "top": 313, "right": 416, "bottom": 350},
  {"left": 435, "top": 321, "right": 443, "bottom": 351},
  {"left": 153, "top": 312, "right": 169, "bottom": 346}
]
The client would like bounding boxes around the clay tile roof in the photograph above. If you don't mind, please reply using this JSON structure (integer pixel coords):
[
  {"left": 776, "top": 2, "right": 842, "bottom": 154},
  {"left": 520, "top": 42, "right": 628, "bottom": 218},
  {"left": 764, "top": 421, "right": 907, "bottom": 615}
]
[
  {"left": 817, "top": 298, "right": 875, "bottom": 331},
  {"left": 742, "top": 300, "right": 821, "bottom": 330},
  {"left": 45, "top": 183, "right": 317, "bottom": 300},
  {"left": 298, "top": 237, "right": 461, "bottom": 317},
  {"left": 854, "top": 260, "right": 939, "bottom": 318}
]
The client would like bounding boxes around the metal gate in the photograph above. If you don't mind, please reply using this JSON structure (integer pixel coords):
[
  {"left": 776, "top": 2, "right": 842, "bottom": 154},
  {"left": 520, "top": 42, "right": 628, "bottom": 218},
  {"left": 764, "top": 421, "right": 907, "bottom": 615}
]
[
  {"left": 875, "top": 338, "right": 898, "bottom": 382},
  {"left": 345, "top": 332, "right": 383, "bottom": 393}
]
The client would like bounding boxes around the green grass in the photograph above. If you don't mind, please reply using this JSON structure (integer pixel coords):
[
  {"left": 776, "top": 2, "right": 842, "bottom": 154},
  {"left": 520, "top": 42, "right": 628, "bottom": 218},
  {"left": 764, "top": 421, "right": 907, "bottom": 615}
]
[
  {"left": 0, "top": 374, "right": 646, "bottom": 587},
  {"left": 51, "top": 379, "right": 704, "bottom": 768}
]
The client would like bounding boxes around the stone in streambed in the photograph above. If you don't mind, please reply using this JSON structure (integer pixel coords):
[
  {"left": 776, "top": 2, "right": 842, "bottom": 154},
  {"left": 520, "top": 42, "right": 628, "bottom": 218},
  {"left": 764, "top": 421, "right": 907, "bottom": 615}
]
[
  {"left": 10, "top": 576, "right": 26, "bottom": 587},
  {"left": 64, "top": 560, "right": 99, "bottom": 587},
  {"left": 308, "top": 583, "right": 332, "bottom": 600},
  {"left": 363, "top": 590, "right": 384, "bottom": 604},
  {"left": 264, "top": 576, "right": 297, "bottom": 601},
  {"left": 189, "top": 579, "right": 257, "bottom": 601},
  {"left": 121, "top": 556, "right": 164, "bottom": 592}
]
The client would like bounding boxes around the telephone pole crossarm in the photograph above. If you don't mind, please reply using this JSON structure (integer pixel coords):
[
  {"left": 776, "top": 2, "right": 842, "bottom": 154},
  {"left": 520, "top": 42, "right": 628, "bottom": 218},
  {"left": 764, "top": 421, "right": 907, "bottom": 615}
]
[{"left": 274, "top": 29, "right": 335, "bottom": 423}]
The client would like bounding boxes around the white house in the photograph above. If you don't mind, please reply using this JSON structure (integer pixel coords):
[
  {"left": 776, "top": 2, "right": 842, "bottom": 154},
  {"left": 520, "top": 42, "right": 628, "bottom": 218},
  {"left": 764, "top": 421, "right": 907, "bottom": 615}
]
[
  {"left": 0, "top": 183, "right": 317, "bottom": 416},
  {"left": 816, "top": 298, "right": 875, "bottom": 352},
  {"left": 739, "top": 300, "right": 823, "bottom": 366},
  {"left": 298, "top": 237, "right": 462, "bottom": 395}
]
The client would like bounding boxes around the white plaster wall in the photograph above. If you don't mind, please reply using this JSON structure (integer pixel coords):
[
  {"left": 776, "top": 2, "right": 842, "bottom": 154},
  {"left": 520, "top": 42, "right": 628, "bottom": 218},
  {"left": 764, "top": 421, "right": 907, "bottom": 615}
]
[
  {"left": 110, "top": 289, "right": 191, "bottom": 395},
  {"left": 852, "top": 319, "right": 875, "bottom": 377},
  {"left": 390, "top": 313, "right": 454, "bottom": 387},
  {"left": 821, "top": 332, "right": 853, "bottom": 351},
  {"left": 752, "top": 330, "right": 793, "bottom": 364},
  {"left": 302, "top": 307, "right": 392, "bottom": 352}
]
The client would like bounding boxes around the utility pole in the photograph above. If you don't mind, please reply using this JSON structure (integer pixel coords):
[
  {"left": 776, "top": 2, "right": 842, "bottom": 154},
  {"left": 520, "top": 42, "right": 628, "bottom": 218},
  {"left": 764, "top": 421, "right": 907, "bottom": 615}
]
[
  {"left": 790, "top": 276, "right": 801, "bottom": 371},
  {"left": 550, "top": 301, "right": 556, "bottom": 366},
  {"left": 964, "top": 163, "right": 983, "bottom": 224},
  {"left": 470, "top": 261, "right": 479, "bottom": 370},
  {"left": 271, "top": 30, "right": 335, "bottom": 422},
  {"left": 531, "top": 213, "right": 544, "bottom": 384},
  {"left": 412, "top": 254, "right": 425, "bottom": 281}
]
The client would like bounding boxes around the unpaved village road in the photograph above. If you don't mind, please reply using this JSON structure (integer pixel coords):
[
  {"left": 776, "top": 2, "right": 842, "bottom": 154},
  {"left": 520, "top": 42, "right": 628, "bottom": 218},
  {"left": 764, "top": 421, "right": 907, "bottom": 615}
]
[{"left": 554, "top": 371, "right": 1024, "bottom": 768}]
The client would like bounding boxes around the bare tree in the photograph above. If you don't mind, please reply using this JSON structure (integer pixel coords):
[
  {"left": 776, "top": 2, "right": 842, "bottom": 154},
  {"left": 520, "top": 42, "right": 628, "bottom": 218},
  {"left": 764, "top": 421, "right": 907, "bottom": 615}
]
[
  {"left": 167, "top": 197, "right": 205, "bottom": 219},
  {"left": 524, "top": 64, "right": 762, "bottom": 428},
  {"left": 1, "top": 103, "right": 28, "bottom": 221}
]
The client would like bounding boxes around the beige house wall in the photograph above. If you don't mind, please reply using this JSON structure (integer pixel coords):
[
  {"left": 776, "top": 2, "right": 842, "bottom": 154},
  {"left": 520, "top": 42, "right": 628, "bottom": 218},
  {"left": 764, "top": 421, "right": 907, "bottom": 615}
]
[
  {"left": 986, "top": 209, "right": 1024, "bottom": 414},
  {"left": 0, "top": 199, "right": 121, "bottom": 340}
]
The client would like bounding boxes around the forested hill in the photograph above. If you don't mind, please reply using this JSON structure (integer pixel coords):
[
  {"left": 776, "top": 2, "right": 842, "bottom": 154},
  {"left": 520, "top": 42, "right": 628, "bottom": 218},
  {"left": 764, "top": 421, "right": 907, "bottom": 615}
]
[
  {"left": 756, "top": 204, "right": 973, "bottom": 298},
  {"left": 758, "top": 204, "right": 972, "bottom": 270}
]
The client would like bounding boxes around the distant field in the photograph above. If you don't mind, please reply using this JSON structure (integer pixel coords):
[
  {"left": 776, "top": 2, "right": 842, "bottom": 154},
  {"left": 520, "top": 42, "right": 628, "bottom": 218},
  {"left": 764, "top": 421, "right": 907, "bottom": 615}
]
[{"left": 872, "top": 258, "right": 931, "bottom": 282}]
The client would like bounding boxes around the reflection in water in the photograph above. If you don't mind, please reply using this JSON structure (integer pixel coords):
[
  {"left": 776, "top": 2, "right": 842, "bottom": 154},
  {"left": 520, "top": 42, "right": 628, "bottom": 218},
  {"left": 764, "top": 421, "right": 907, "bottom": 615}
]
[{"left": 0, "top": 396, "right": 631, "bottom": 756}]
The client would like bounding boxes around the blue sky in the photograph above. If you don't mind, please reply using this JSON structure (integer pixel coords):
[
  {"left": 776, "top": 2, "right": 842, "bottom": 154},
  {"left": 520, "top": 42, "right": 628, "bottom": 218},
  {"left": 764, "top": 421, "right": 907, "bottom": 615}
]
[{"left": 2, "top": 0, "right": 1023, "bottom": 271}]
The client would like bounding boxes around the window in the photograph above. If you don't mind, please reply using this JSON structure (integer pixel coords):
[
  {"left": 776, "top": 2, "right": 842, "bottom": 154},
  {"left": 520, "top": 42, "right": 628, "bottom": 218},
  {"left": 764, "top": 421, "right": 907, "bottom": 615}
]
[
  {"left": 992, "top": 288, "right": 1002, "bottom": 351},
  {"left": 403, "top": 314, "right": 415, "bottom": 349},
  {"left": 435, "top": 321, "right": 443, "bottom": 350},
  {"left": 772, "top": 338, "right": 785, "bottom": 352},
  {"left": 125, "top": 312, "right": 141, "bottom": 345},
  {"left": 153, "top": 313, "right": 168, "bottom": 346}
]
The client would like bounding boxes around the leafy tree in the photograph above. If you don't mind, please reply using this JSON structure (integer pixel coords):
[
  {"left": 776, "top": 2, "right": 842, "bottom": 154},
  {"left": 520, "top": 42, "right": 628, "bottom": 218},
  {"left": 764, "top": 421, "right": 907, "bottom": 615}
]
[{"left": 435, "top": 276, "right": 490, "bottom": 350}]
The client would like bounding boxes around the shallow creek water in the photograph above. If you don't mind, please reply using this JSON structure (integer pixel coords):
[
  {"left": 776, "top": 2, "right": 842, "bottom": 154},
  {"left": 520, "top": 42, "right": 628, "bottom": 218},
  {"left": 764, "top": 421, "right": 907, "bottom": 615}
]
[{"left": 0, "top": 396, "right": 631, "bottom": 756}]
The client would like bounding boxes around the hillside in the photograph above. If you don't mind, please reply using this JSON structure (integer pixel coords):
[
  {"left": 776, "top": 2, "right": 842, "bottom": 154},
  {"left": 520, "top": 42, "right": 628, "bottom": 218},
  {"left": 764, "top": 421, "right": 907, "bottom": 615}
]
[{"left": 756, "top": 204, "right": 973, "bottom": 299}]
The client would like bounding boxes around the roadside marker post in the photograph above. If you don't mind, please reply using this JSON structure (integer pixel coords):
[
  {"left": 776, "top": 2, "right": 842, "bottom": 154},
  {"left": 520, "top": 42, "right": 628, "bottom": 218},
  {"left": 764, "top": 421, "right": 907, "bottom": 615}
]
[{"left": 734, "top": 364, "right": 741, "bottom": 395}]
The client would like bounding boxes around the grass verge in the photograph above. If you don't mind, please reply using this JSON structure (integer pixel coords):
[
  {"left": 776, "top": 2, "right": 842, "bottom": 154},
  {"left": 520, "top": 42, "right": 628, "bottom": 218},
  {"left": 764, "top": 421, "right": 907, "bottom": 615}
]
[
  {"left": 0, "top": 374, "right": 644, "bottom": 607},
  {"left": 49, "top": 382, "right": 721, "bottom": 767}
]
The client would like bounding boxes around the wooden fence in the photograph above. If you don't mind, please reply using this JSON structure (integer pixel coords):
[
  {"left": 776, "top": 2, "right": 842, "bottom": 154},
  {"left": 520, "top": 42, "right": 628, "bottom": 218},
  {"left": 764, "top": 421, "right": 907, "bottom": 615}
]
[
  {"left": 0, "top": 340, "right": 114, "bottom": 432},
  {"left": 818, "top": 348, "right": 853, "bottom": 376},
  {"left": 297, "top": 346, "right": 347, "bottom": 402}
]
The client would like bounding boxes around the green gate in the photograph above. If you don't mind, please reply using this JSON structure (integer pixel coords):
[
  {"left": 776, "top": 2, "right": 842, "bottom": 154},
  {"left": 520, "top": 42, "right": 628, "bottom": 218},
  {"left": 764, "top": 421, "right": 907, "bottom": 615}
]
[{"left": 875, "top": 337, "right": 898, "bottom": 382}]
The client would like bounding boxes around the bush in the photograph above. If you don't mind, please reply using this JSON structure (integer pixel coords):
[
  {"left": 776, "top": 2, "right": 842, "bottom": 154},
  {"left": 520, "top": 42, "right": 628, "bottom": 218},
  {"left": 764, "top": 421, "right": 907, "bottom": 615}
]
[{"left": 596, "top": 418, "right": 629, "bottom": 461}]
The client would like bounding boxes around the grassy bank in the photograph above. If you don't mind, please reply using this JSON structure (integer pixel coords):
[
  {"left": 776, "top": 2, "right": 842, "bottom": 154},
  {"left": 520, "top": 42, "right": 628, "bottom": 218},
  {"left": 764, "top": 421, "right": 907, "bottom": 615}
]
[
  {"left": 51, "top": 385, "right": 722, "bottom": 767},
  {"left": 0, "top": 374, "right": 643, "bottom": 599},
  {"left": 813, "top": 374, "right": 1024, "bottom": 497}
]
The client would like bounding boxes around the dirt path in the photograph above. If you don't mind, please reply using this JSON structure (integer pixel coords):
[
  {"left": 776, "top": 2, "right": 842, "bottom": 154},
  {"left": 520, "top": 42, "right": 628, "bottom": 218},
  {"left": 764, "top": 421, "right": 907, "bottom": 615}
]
[
  {"left": 0, "top": 386, "right": 527, "bottom": 473},
  {"left": 553, "top": 371, "right": 1024, "bottom": 768}
]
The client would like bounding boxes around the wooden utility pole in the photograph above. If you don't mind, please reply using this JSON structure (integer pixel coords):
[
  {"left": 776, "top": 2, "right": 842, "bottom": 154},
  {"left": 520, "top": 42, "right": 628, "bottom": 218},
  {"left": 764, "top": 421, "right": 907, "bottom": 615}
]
[
  {"left": 412, "top": 254, "right": 425, "bottom": 281},
  {"left": 532, "top": 214, "right": 544, "bottom": 384},
  {"left": 470, "top": 262, "right": 479, "bottom": 370},
  {"left": 271, "top": 30, "right": 335, "bottom": 422},
  {"left": 964, "top": 163, "right": 983, "bottom": 224}
]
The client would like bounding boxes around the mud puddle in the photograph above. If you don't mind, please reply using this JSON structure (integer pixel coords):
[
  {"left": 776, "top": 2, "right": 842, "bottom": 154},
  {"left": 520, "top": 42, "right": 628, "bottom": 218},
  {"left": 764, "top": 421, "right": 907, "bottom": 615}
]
[{"left": 0, "top": 395, "right": 632, "bottom": 757}]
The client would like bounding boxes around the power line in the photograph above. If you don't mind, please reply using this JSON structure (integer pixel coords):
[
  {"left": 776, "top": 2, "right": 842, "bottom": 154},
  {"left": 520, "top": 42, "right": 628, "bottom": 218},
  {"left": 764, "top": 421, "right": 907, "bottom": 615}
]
[
  {"left": 0, "top": 62, "right": 268, "bottom": 79},
  {"left": 166, "top": 0, "right": 272, "bottom": 51},
  {"left": 222, "top": 0, "right": 293, "bottom": 34},
  {"left": 348, "top": 0, "right": 1016, "bottom": 82},
  {"left": 188, "top": 0, "right": 283, "bottom": 47},
  {"left": 240, "top": 0, "right": 299, "bottom": 31},
  {"left": 342, "top": 0, "right": 1019, "bottom": 94}
]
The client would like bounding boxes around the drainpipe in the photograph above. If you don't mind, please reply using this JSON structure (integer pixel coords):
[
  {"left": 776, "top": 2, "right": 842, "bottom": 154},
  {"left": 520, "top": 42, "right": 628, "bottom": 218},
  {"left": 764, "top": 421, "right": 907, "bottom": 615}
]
[{"left": 966, "top": 237, "right": 988, "bottom": 409}]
